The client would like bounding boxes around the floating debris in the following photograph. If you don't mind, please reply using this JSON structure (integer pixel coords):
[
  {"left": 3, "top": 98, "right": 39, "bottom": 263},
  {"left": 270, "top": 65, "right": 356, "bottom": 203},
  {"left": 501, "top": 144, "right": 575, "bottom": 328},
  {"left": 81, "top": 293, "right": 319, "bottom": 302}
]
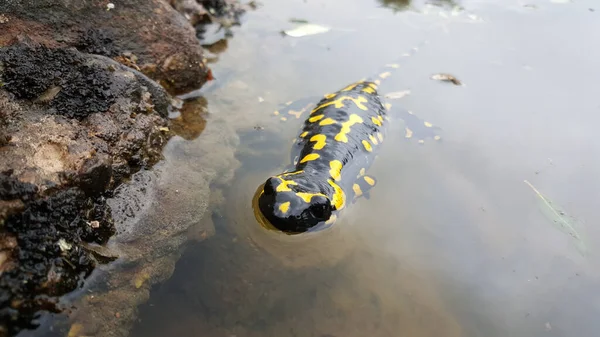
[
  {"left": 289, "top": 18, "right": 310, "bottom": 24},
  {"left": 283, "top": 24, "right": 331, "bottom": 37},
  {"left": 384, "top": 90, "right": 411, "bottom": 99},
  {"left": 550, "top": 0, "right": 572, "bottom": 3},
  {"left": 258, "top": 96, "right": 265, "bottom": 103},
  {"left": 106, "top": 3, "right": 115, "bottom": 11},
  {"left": 67, "top": 323, "right": 84, "bottom": 337},
  {"left": 80, "top": 242, "right": 119, "bottom": 264},
  {"left": 524, "top": 180, "right": 587, "bottom": 256},
  {"left": 431, "top": 73, "right": 462, "bottom": 85}
]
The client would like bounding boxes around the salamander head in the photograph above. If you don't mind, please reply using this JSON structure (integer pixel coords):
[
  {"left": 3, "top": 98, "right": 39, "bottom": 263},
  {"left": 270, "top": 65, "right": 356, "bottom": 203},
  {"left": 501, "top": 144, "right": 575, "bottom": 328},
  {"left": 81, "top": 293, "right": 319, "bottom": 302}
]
[{"left": 255, "top": 174, "right": 333, "bottom": 234}]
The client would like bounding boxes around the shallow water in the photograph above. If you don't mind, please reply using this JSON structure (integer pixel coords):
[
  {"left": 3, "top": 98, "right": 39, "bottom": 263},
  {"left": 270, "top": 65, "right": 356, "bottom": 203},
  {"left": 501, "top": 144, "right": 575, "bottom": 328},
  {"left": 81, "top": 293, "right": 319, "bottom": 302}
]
[{"left": 130, "top": 0, "right": 600, "bottom": 336}]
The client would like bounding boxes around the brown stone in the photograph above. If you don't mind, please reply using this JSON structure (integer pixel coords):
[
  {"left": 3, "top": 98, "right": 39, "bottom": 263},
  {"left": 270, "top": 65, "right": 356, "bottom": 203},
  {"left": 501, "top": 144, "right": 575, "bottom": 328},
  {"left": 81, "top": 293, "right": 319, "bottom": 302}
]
[{"left": 0, "top": 0, "right": 210, "bottom": 95}]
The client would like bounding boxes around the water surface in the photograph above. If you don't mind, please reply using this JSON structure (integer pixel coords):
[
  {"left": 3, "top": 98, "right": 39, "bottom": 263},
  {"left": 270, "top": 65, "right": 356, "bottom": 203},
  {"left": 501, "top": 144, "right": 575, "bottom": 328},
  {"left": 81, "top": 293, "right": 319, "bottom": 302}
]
[{"left": 132, "top": 0, "right": 600, "bottom": 336}]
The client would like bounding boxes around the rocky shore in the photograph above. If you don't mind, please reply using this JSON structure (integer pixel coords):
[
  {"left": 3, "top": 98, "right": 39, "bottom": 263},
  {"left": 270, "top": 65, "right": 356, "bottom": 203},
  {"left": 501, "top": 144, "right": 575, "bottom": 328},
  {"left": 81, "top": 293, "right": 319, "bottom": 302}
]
[{"left": 0, "top": 0, "right": 249, "bottom": 335}]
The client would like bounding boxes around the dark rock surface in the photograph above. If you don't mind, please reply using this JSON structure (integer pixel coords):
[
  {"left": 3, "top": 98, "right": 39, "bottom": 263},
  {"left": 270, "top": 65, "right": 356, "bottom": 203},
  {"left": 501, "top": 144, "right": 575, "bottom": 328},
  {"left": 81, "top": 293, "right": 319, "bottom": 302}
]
[
  {"left": 0, "top": 0, "right": 210, "bottom": 95},
  {"left": 0, "top": 44, "right": 172, "bottom": 336}
]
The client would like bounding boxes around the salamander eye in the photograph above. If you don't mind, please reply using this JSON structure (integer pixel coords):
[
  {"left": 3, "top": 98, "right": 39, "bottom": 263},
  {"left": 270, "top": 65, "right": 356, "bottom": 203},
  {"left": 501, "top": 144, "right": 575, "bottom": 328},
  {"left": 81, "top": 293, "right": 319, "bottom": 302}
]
[
  {"left": 263, "top": 177, "right": 277, "bottom": 196},
  {"left": 310, "top": 198, "right": 332, "bottom": 220}
]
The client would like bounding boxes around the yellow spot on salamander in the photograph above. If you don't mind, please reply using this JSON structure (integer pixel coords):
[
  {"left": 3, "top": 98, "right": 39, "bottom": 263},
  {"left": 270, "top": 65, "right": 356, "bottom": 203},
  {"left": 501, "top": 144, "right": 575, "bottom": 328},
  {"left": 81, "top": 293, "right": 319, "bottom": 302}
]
[
  {"left": 362, "top": 140, "right": 373, "bottom": 152},
  {"left": 329, "top": 160, "right": 343, "bottom": 181},
  {"left": 310, "top": 134, "right": 327, "bottom": 150},
  {"left": 328, "top": 179, "right": 346, "bottom": 210},
  {"left": 378, "top": 115, "right": 384, "bottom": 122},
  {"left": 334, "top": 114, "right": 363, "bottom": 143},
  {"left": 359, "top": 168, "right": 366, "bottom": 176},
  {"left": 369, "top": 134, "right": 378, "bottom": 145},
  {"left": 371, "top": 116, "right": 382, "bottom": 126},
  {"left": 424, "top": 121, "right": 433, "bottom": 127},
  {"left": 275, "top": 178, "right": 298, "bottom": 192},
  {"left": 405, "top": 127, "right": 413, "bottom": 138},
  {"left": 341, "top": 82, "right": 360, "bottom": 92},
  {"left": 279, "top": 170, "right": 304, "bottom": 177},
  {"left": 353, "top": 183, "right": 363, "bottom": 197},
  {"left": 384, "top": 103, "right": 392, "bottom": 111},
  {"left": 274, "top": 111, "right": 280, "bottom": 116},
  {"left": 312, "top": 96, "right": 369, "bottom": 114},
  {"left": 300, "top": 131, "right": 309, "bottom": 138},
  {"left": 296, "top": 192, "right": 328, "bottom": 203},
  {"left": 300, "top": 153, "right": 320, "bottom": 163},
  {"left": 309, "top": 114, "right": 324, "bottom": 122},
  {"left": 379, "top": 71, "right": 392, "bottom": 79},
  {"left": 340, "top": 80, "right": 366, "bottom": 92},
  {"left": 279, "top": 202, "right": 290, "bottom": 214},
  {"left": 324, "top": 93, "right": 336, "bottom": 99},
  {"left": 364, "top": 176, "right": 376, "bottom": 186},
  {"left": 319, "top": 117, "right": 337, "bottom": 126},
  {"left": 362, "top": 86, "right": 376, "bottom": 94},
  {"left": 377, "top": 132, "right": 384, "bottom": 142},
  {"left": 325, "top": 214, "right": 337, "bottom": 225}
]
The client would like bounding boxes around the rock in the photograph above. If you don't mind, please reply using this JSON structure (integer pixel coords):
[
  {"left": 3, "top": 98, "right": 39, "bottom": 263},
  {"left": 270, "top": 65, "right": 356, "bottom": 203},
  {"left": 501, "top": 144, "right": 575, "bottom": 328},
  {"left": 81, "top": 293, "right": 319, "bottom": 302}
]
[
  {"left": 0, "top": 43, "right": 172, "bottom": 336},
  {"left": 0, "top": 0, "right": 211, "bottom": 95},
  {"left": 0, "top": 1, "right": 250, "bottom": 335},
  {"left": 64, "top": 118, "right": 240, "bottom": 337}
]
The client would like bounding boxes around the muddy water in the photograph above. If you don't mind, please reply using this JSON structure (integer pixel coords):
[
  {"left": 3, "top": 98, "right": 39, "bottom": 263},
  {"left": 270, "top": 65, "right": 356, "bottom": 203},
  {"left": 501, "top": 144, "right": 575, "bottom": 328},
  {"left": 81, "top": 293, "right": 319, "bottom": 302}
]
[{"left": 131, "top": 0, "right": 600, "bottom": 336}]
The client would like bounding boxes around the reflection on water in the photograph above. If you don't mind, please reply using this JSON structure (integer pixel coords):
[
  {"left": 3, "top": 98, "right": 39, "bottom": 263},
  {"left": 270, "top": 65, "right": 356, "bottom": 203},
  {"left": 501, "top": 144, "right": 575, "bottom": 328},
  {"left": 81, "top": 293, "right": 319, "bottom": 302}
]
[
  {"left": 132, "top": 0, "right": 600, "bottom": 336},
  {"left": 170, "top": 96, "right": 209, "bottom": 140}
]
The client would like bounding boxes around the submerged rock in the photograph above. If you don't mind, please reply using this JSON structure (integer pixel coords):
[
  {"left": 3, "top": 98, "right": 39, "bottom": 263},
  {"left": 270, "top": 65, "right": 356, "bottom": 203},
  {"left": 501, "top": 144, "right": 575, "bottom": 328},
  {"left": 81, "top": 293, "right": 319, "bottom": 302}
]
[{"left": 0, "top": 43, "right": 172, "bottom": 336}]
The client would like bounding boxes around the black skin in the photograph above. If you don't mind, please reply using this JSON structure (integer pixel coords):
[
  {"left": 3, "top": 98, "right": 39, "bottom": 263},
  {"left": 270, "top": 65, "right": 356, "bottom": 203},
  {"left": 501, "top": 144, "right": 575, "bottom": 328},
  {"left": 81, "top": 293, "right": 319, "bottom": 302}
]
[{"left": 257, "top": 81, "right": 386, "bottom": 234}]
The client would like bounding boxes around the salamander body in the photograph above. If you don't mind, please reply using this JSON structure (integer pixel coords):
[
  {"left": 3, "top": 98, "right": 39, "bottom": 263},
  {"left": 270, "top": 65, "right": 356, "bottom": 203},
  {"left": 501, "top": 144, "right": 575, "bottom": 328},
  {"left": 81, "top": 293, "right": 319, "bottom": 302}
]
[{"left": 256, "top": 80, "right": 387, "bottom": 234}]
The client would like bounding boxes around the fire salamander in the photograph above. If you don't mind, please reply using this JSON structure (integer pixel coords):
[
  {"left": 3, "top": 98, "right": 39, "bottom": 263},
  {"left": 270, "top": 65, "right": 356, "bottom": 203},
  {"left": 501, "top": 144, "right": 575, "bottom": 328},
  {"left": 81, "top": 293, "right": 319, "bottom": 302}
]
[{"left": 253, "top": 43, "right": 440, "bottom": 234}]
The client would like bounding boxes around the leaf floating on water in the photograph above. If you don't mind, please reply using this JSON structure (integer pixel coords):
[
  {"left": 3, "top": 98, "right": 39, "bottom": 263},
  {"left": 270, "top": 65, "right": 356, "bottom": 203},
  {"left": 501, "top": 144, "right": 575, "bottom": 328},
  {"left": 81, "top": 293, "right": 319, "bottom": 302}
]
[
  {"left": 524, "top": 180, "right": 588, "bottom": 256},
  {"left": 283, "top": 24, "right": 331, "bottom": 37},
  {"left": 431, "top": 73, "right": 463, "bottom": 86},
  {"left": 384, "top": 90, "right": 411, "bottom": 99},
  {"left": 289, "top": 17, "right": 310, "bottom": 24}
]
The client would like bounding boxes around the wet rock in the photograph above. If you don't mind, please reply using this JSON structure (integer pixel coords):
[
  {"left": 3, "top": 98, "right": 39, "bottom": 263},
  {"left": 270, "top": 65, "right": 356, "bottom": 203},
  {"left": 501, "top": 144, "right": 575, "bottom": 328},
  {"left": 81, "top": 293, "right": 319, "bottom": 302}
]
[
  {"left": 0, "top": 43, "right": 172, "bottom": 336},
  {"left": 0, "top": 0, "right": 210, "bottom": 95},
  {"left": 64, "top": 118, "right": 240, "bottom": 337}
]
